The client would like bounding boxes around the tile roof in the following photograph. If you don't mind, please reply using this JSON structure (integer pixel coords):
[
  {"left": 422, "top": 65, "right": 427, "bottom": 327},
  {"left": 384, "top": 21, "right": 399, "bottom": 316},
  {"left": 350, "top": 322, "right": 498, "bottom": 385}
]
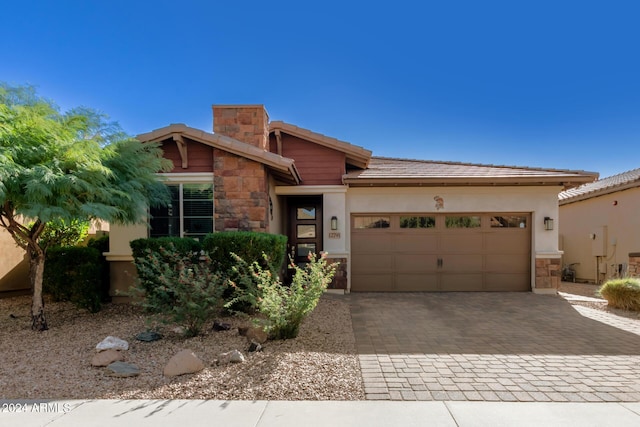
[
  {"left": 343, "top": 157, "right": 598, "bottom": 188},
  {"left": 559, "top": 167, "right": 640, "bottom": 203}
]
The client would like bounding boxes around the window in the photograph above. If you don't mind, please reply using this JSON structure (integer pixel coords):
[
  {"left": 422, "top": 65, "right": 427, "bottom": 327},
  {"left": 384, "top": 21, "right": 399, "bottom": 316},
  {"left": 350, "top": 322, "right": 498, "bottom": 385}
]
[
  {"left": 150, "top": 183, "right": 213, "bottom": 239},
  {"left": 400, "top": 216, "right": 435, "bottom": 228},
  {"left": 490, "top": 216, "right": 527, "bottom": 228},
  {"left": 445, "top": 216, "right": 481, "bottom": 228},
  {"left": 353, "top": 216, "right": 391, "bottom": 229}
]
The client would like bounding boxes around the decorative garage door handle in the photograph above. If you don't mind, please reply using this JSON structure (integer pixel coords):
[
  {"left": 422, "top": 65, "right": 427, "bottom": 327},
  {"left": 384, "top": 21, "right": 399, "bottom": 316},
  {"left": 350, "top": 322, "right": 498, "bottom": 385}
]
[{"left": 437, "top": 258, "right": 443, "bottom": 268}]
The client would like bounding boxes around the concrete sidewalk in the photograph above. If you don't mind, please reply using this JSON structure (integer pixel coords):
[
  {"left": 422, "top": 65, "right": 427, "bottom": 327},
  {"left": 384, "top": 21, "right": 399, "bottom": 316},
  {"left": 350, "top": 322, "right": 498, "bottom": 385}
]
[{"left": 2, "top": 400, "right": 640, "bottom": 426}]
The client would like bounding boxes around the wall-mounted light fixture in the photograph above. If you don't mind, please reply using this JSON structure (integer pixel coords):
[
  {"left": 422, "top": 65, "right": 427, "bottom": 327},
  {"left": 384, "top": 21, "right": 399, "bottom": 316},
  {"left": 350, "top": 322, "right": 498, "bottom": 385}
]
[
  {"left": 589, "top": 233, "right": 596, "bottom": 240},
  {"left": 544, "top": 217, "right": 554, "bottom": 231},
  {"left": 331, "top": 216, "right": 338, "bottom": 231}
]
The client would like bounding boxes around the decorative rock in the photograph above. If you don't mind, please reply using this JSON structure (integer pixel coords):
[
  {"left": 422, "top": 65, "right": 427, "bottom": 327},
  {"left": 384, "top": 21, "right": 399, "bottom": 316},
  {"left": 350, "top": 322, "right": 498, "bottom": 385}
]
[
  {"left": 212, "top": 320, "right": 231, "bottom": 332},
  {"left": 245, "top": 327, "right": 268, "bottom": 344},
  {"left": 91, "top": 349, "right": 124, "bottom": 367},
  {"left": 96, "top": 336, "right": 129, "bottom": 352},
  {"left": 135, "top": 331, "right": 162, "bottom": 342},
  {"left": 106, "top": 361, "right": 140, "bottom": 377},
  {"left": 164, "top": 349, "right": 205, "bottom": 377},
  {"left": 248, "top": 341, "right": 262, "bottom": 353},
  {"left": 218, "top": 349, "right": 245, "bottom": 365}
]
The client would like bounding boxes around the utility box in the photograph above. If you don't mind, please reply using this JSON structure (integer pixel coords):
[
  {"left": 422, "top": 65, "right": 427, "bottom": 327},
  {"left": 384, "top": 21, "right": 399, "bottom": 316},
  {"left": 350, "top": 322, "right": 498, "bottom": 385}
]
[{"left": 591, "top": 226, "right": 607, "bottom": 257}]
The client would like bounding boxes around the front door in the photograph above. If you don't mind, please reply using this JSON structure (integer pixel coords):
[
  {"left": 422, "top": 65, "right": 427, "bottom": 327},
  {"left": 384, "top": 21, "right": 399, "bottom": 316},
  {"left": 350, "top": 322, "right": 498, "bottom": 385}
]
[{"left": 288, "top": 196, "right": 323, "bottom": 267}]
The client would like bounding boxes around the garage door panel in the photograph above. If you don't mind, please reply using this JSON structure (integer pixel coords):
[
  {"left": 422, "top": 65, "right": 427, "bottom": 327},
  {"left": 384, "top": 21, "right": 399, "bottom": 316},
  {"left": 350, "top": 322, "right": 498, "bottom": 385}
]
[
  {"left": 351, "top": 274, "right": 394, "bottom": 292},
  {"left": 351, "top": 234, "right": 392, "bottom": 253},
  {"left": 397, "top": 274, "right": 439, "bottom": 291},
  {"left": 441, "top": 233, "right": 483, "bottom": 253},
  {"left": 441, "top": 274, "right": 484, "bottom": 291},
  {"left": 393, "top": 234, "right": 438, "bottom": 252},
  {"left": 443, "top": 254, "right": 483, "bottom": 272},
  {"left": 395, "top": 254, "right": 439, "bottom": 272},
  {"left": 485, "top": 273, "right": 530, "bottom": 291},
  {"left": 485, "top": 233, "right": 528, "bottom": 254},
  {"left": 351, "top": 254, "right": 392, "bottom": 272},
  {"left": 486, "top": 254, "right": 529, "bottom": 273}
]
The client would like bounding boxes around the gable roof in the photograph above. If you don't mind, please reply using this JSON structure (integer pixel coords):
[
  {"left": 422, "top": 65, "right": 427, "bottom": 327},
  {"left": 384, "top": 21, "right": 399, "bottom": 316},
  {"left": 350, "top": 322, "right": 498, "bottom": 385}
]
[
  {"left": 269, "top": 121, "right": 372, "bottom": 169},
  {"left": 559, "top": 167, "right": 640, "bottom": 204},
  {"left": 137, "top": 124, "right": 301, "bottom": 184},
  {"left": 343, "top": 157, "right": 598, "bottom": 188}
]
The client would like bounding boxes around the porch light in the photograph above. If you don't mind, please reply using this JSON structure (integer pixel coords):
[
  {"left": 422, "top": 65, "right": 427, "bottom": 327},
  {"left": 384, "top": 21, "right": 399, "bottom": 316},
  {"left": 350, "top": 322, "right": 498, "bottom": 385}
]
[
  {"left": 331, "top": 216, "right": 338, "bottom": 230},
  {"left": 544, "top": 217, "right": 554, "bottom": 231}
]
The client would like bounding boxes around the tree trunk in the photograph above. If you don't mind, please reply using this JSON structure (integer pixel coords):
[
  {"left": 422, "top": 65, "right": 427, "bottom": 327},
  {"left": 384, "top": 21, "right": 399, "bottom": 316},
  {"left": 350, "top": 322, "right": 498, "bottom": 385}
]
[{"left": 30, "top": 252, "right": 48, "bottom": 331}]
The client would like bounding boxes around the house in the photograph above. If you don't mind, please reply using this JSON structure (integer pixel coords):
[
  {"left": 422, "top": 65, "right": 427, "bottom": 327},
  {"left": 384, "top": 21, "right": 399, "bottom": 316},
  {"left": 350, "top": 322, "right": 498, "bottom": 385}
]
[
  {"left": 104, "top": 104, "right": 597, "bottom": 299},
  {"left": 559, "top": 168, "right": 640, "bottom": 284}
]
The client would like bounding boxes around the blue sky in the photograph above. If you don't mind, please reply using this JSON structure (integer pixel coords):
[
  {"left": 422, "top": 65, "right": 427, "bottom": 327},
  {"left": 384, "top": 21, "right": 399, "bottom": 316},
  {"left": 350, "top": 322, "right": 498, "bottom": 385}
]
[{"left": 3, "top": 1, "right": 639, "bottom": 178}]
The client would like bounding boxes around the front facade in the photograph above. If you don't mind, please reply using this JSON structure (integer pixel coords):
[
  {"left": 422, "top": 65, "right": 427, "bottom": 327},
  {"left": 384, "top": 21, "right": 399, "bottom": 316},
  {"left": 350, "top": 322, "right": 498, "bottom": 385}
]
[
  {"left": 105, "top": 105, "right": 597, "bottom": 298},
  {"left": 559, "top": 169, "right": 640, "bottom": 283}
]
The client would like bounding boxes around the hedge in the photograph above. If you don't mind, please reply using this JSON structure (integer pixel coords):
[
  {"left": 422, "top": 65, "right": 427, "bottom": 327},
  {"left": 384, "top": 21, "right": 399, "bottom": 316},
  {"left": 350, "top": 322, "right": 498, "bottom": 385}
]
[
  {"left": 43, "top": 246, "right": 107, "bottom": 312},
  {"left": 202, "top": 231, "right": 287, "bottom": 274}
]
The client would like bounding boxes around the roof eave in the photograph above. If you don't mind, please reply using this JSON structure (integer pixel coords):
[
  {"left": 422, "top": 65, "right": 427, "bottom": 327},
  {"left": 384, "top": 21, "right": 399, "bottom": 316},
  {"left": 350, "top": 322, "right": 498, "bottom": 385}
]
[
  {"left": 138, "top": 124, "right": 301, "bottom": 185},
  {"left": 559, "top": 180, "right": 640, "bottom": 205},
  {"left": 269, "top": 121, "right": 372, "bottom": 169},
  {"left": 343, "top": 176, "right": 596, "bottom": 188}
]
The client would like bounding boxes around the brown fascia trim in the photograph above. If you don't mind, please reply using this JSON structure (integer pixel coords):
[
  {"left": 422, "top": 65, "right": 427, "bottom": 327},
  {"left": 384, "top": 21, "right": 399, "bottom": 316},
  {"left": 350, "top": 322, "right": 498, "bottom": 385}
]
[
  {"left": 137, "top": 124, "right": 301, "bottom": 185},
  {"left": 342, "top": 176, "right": 597, "bottom": 188},
  {"left": 269, "top": 121, "right": 372, "bottom": 169},
  {"left": 559, "top": 180, "right": 640, "bottom": 205}
]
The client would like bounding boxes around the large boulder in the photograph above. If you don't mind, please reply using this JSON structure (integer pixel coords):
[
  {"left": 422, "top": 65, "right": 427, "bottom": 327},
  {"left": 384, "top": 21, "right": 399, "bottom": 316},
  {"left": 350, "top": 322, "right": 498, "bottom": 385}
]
[
  {"left": 163, "top": 349, "right": 205, "bottom": 377},
  {"left": 96, "top": 336, "right": 129, "bottom": 352},
  {"left": 106, "top": 361, "right": 140, "bottom": 377},
  {"left": 91, "top": 349, "right": 124, "bottom": 367}
]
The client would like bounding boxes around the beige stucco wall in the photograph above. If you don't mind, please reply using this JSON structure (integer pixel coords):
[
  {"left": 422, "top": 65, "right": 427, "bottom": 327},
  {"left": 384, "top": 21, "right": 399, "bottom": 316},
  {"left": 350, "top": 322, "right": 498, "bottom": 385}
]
[
  {"left": 0, "top": 227, "right": 30, "bottom": 292},
  {"left": 559, "top": 187, "right": 640, "bottom": 283}
]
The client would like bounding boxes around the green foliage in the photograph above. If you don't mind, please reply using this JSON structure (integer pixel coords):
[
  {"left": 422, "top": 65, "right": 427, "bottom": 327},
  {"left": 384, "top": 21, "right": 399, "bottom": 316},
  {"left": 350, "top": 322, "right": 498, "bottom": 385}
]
[
  {"left": 87, "top": 235, "right": 110, "bottom": 302},
  {"left": 228, "top": 253, "right": 337, "bottom": 340},
  {"left": 43, "top": 246, "right": 107, "bottom": 312},
  {"left": 202, "top": 231, "right": 287, "bottom": 273},
  {"left": 130, "top": 243, "right": 226, "bottom": 337},
  {"left": 38, "top": 218, "right": 90, "bottom": 249},
  {"left": 130, "top": 237, "right": 203, "bottom": 261},
  {"left": 598, "top": 278, "right": 640, "bottom": 311},
  {"left": 0, "top": 82, "right": 173, "bottom": 330}
]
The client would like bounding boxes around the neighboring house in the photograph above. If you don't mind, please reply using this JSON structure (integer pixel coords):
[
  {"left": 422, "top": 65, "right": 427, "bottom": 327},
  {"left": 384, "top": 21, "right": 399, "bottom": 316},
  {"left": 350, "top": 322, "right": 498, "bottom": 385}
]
[
  {"left": 0, "top": 221, "right": 108, "bottom": 295},
  {"left": 559, "top": 168, "right": 640, "bottom": 284},
  {"left": 105, "top": 104, "right": 596, "bottom": 299}
]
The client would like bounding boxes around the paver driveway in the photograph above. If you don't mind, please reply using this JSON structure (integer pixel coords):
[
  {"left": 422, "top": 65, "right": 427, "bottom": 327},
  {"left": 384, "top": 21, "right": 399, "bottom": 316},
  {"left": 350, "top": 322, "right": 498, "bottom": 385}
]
[{"left": 349, "top": 292, "right": 640, "bottom": 402}]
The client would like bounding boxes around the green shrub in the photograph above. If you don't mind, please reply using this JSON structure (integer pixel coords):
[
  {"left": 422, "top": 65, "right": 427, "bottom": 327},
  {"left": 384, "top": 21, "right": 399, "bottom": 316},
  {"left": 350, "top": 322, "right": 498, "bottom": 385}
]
[
  {"left": 130, "top": 243, "right": 226, "bottom": 337},
  {"left": 87, "top": 236, "right": 111, "bottom": 302},
  {"left": 598, "top": 278, "right": 640, "bottom": 311},
  {"left": 227, "top": 252, "right": 337, "bottom": 340},
  {"left": 44, "top": 246, "right": 106, "bottom": 312},
  {"left": 130, "top": 237, "right": 203, "bottom": 260},
  {"left": 202, "top": 231, "right": 287, "bottom": 273}
]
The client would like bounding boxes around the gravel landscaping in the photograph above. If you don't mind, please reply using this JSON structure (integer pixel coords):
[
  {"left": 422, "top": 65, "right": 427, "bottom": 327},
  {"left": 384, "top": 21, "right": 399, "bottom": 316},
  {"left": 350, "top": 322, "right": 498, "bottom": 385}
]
[{"left": 0, "top": 294, "right": 365, "bottom": 400}]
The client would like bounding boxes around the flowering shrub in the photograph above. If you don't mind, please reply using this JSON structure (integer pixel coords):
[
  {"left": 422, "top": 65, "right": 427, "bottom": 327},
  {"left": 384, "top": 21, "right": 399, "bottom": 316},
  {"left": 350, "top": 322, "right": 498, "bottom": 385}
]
[
  {"left": 130, "top": 244, "right": 226, "bottom": 337},
  {"left": 227, "top": 252, "right": 337, "bottom": 339}
]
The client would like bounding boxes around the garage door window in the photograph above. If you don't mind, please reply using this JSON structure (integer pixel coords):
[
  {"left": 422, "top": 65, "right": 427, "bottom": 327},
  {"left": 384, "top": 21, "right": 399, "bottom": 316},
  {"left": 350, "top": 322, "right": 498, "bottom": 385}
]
[
  {"left": 491, "top": 216, "right": 527, "bottom": 228},
  {"left": 445, "top": 216, "right": 481, "bottom": 228},
  {"left": 400, "top": 216, "right": 435, "bottom": 228},
  {"left": 354, "top": 216, "right": 391, "bottom": 229}
]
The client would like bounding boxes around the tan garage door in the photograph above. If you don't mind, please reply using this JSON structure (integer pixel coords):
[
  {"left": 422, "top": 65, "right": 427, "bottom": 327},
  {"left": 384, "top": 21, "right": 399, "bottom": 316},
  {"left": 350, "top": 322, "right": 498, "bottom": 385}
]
[{"left": 351, "top": 213, "right": 531, "bottom": 292}]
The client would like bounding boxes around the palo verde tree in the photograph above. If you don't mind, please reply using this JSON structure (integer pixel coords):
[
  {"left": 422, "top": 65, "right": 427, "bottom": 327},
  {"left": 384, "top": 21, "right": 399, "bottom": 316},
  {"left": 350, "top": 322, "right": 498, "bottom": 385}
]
[{"left": 0, "top": 83, "right": 172, "bottom": 331}]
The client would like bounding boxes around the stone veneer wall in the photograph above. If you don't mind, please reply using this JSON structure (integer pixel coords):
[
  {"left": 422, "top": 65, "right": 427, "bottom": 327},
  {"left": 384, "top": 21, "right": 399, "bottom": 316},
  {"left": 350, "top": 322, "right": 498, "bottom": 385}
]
[
  {"left": 213, "top": 149, "right": 268, "bottom": 232},
  {"left": 535, "top": 257, "right": 561, "bottom": 290},
  {"left": 629, "top": 253, "right": 640, "bottom": 277},
  {"left": 212, "top": 105, "right": 271, "bottom": 232},
  {"left": 327, "top": 257, "right": 347, "bottom": 290}
]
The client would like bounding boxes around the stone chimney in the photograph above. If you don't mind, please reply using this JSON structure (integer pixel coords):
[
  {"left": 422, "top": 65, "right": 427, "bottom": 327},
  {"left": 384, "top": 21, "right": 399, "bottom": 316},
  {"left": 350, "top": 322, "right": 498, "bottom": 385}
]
[{"left": 212, "top": 105, "right": 269, "bottom": 150}]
